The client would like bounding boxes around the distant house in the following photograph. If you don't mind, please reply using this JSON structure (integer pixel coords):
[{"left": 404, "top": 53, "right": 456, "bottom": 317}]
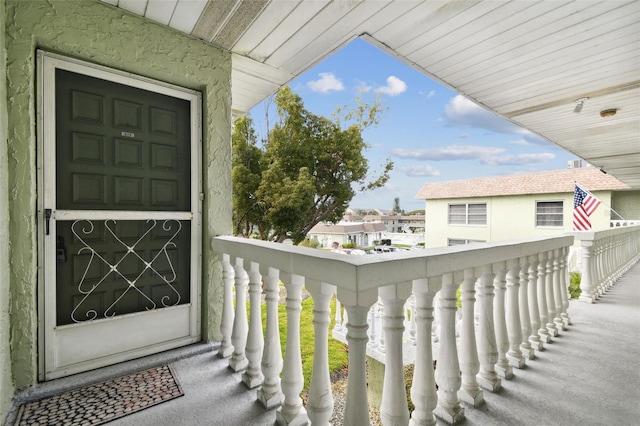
[
  {"left": 307, "top": 222, "right": 387, "bottom": 248},
  {"left": 342, "top": 213, "right": 426, "bottom": 234},
  {"left": 415, "top": 166, "right": 639, "bottom": 249}
]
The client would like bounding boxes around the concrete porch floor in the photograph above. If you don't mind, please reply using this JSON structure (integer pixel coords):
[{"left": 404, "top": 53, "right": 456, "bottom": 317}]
[{"left": 6, "top": 262, "right": 639, "bottom": 426}]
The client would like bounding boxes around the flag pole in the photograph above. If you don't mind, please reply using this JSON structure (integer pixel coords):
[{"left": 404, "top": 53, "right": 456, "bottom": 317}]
[{"left": 575, "top": 182, "right": 626, "bottom": 221}]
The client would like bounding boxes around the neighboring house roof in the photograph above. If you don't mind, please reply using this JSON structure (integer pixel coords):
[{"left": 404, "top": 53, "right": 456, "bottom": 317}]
[
  {"left": 415, "top": 166, "right": 630, "bottom": 200},
  {"left": 309, "top": 223, "right": 387, "bottom": 234}
]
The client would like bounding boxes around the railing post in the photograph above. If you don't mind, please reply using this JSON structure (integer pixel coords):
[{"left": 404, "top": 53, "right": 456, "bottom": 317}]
[
  {"left": 219, "top": 253, "right": 235, "bottom": 358},
  {"left": 476, "top": 264, "right": 501, "bottom": 392},
  {"left": 537, "top": 252, "right": 552, "bottom": 343},
  {"left": 518, "top": 257, "right": 534, "bottom": 360},
  {"left": 334, "top": 298, "right": 343, "bottom": 332},
  {"left": 434, "top": 272, "right": 464, "bottom": 424},
  {"left": 410, "top": 278, "right": 439, "bottom": 426},
  {"left": 579, "top": 240, "right": 596, "bottom": 303},
  {"left": 380, "top": 283, "right": 411, "bottom": 425},
  {"left": 306, "top": 280, "right": 336, "bottom": 426},
  {"left": 493, "top": 265, "right": 513, "bottom": 379},
  {"left": 526, "top": 255, "right": 543, "bottom": 351},
  {"left": 230, "top": 257, "right": 249, "bottom": 372},
  {"left": 243, "top": 260, "right": 265, "bottom": 388},
  {"left": 368, "top": 303, "right": 378, "bottom": 349},
  {"left": 544, "top": 252, "right": 559, "bottom": 337},
  {"left": 277, "top": 273, "right": 309, "bottom": 425},
  {"left": 257, "top": 266, "right": 284, "bottom": 409},
  {"left": 341, "top": 288, "right": 378, "bottom": 426},
  {"left": 459, "top": 268, "right": 483, "bottom": 406},
  {"left": 552, "top": 249, "right": 566, "bottom": 332},
  {"left": 408, "top": 295, "right": 417, "bottom": 346},
  {"left": 505, "top": 259, "right": 525, "bottom": 368}
]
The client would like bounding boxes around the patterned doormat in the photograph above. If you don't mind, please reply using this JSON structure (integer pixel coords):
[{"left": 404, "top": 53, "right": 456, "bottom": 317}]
[{"left": 14, "top": 365, "right": 184, "bottom": 425}]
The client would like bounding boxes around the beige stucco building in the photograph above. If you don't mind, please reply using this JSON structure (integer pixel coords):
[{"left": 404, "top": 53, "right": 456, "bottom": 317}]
[{"left": 416, "top": 167, "right": 639, "bottom": 249}]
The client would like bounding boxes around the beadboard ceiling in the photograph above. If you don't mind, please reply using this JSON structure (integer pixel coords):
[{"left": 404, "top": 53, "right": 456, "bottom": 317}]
[{"left": 100, "top": 0, "right": 640, "bottom": 189}]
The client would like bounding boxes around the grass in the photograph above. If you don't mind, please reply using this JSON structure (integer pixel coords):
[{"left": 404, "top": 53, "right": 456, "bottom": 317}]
[{"left": 569, "top": 272, "right": 581, "bottom": 299}]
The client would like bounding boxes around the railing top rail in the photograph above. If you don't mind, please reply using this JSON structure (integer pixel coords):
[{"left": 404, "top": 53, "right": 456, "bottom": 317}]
[
  {"left": 570, "top": 224, "right": 640, "bottom": 241},
  {"left": 212, "top": 234, "right": 573, "bottom": 293}
]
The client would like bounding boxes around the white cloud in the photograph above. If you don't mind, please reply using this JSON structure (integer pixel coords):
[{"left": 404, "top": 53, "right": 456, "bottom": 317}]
[
  {"left": 355, "top": 80, "right": 372, "bottom": 93},
  {"left": 444, "top": 95, "right": 551, "bottom": 146},
  {"left": 479, "top": 153, "right": 556, "bottom": 166},
  {"left": 510, "top": 139, "right": 530, "bottom": 146},
  {"left": 392, "top": 145, "right": 556, "bottom": 167},
  {"left": 399, "top": 164, "right": 441, "bottom": 177},
  {"left": 458, "top": 133, "right": 469, "bottom": 139},
  {"left": 307, "top": 72, "right": 344, "bottom": 93},
  {"left": 392, "top": 145, "right": 505, "bottom": 161},
  {"left": 376, "top": 76, "right": 407, "bottom": 96}
]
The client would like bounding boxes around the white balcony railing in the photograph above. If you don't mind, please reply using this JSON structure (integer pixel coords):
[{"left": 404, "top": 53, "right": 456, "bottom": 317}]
[
  {"left": 211, "top": 231, "right": 636, "bottom": 426},
  {"left": 572, "top": 225, "right": 640, "bottom": 303}
]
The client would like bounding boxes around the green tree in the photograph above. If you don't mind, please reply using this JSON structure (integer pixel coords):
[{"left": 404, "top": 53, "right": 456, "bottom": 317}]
[
  {"left": 232, "top": 116, "right": 267, "bottom": 238},
  {"left": 233, "top": 86, "right": 393, "bottom": 243},
  {"left": 392, "top": 197, "right": 401, "bottom": 215}
]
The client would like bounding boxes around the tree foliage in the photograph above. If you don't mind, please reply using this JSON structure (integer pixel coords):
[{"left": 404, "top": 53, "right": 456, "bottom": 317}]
[{"left": 232, "top": 86, "right": 393, "bottom": 243}]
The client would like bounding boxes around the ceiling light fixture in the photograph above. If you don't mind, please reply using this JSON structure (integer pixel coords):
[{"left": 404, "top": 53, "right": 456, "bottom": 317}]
[
  {"left": 600, "top": 108, "right": 617, "bottom": 118},
  {"left": 573, "top": 97, "right": 589, "bottom": 114}
]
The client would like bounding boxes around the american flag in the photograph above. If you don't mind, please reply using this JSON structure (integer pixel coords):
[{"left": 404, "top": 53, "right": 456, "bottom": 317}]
[{"left": 573, "top": 184, "right": 601, "bottom": 231}]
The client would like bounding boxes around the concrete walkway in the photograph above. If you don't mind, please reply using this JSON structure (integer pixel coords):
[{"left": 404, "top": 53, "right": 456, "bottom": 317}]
[{"left": 7, "top": 262, "right": 639, "bottom": 426}]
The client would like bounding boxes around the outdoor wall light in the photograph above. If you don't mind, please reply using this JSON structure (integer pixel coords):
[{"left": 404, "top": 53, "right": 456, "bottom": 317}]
[
  {"left": 600, "top": 108, "right": 618, "bottom": 118},
  {"left": 573, "top": 97, "right": 589, "bottom": 113}
]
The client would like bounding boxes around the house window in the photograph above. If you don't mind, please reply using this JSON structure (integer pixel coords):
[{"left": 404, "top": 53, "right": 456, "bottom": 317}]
[
  {"left": 536, "top": 201, "right": 563, "bottom": 227},
  {"left": 448, "top": 239, "right": 485, "bottom": 246},
  {"left": 448, "top": 203, "right": 487, "bottom": 225}
]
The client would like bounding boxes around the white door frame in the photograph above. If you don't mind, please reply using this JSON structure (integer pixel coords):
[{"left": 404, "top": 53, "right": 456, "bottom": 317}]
[{"left": 36, "top": 50, "right": 203, "bottom": 380}]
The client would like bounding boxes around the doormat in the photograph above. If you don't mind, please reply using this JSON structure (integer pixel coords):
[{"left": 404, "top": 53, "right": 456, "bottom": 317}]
[{"left": 14, "top": 365, "right": 184, "bottom": 425}]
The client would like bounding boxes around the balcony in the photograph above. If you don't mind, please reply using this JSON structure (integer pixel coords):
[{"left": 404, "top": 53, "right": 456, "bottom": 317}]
[{"left": 9, "top": 226, "right": 639, "bottom": 426}]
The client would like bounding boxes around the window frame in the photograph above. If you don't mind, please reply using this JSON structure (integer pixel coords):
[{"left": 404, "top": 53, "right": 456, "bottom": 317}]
[
  {"left": 535, "top": 200, "right": 564, "bottom": 228},
  {"left": 448, "top": 203, "right": 487, "bottom": 226}
]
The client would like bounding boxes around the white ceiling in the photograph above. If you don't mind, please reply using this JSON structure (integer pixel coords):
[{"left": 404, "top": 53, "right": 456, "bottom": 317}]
[{"left": 100, "top": 0, "right": 640, "bottom": 189}]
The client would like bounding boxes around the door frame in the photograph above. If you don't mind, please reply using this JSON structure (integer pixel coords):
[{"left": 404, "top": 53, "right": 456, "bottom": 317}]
[{"left": 36, "top": 50, "right": 203, "bottom": 381}]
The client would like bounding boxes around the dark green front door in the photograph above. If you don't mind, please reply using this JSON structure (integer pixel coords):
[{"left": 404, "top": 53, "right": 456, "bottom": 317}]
[{"left": 40, "top": 53, "right": 201, "bottom": 380}]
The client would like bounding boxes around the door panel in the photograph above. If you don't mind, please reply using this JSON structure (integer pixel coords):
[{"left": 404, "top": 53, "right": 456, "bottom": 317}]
[{"left": 38, "top": 52, "right": 202, "bottom": 380}]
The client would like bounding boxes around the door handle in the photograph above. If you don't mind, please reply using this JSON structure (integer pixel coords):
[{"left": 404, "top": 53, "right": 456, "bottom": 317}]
[{"left": 45, "top": 208, "right": 52, "bottom": 235}]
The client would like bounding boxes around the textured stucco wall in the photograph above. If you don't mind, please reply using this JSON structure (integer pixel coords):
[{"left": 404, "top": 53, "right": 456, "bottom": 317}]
[
  {"left": 6, "top": 0, "right": 231, "bottom": 391},
  {"left": 1, "top": 0, "right": 16, "bottom": 420},
  {"left": 612, "top": 191, "right": 640, "bottom": 221}
]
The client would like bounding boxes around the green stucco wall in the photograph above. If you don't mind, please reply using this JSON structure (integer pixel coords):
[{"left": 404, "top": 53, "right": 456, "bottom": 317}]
[
  {"left": 1, "top": 0, "right": 16, "bottom": 420},
  {"left": 612, "top": 191, "right": 640, "bottom": 221},
  {"left": 5, "top": 0, "right": 232, "bottom": 391}
]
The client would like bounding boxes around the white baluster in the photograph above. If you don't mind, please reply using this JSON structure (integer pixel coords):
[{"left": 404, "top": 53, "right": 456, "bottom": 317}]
[
  {"left": 537, "top": 252, "right": 552, "bottom": 343},
  {"left": 380, "top": 284, "right": 411, "bottom": 425},
  {"left": 368, "top": 303, "right": 377, "bottom": 349},
  {"left": 276, "top": 273, "right": 309, "bottom": 425},
  {"left": 544, "top": 252, "right": 559, "bottom": 337},
  {"left": 410, "top": 278, "right": 438, "bottom": 426},
  {"left": 552, "top": 249, "right": 566, "bottom": 332},
  {"left": 578, "top": 240, "right": 596, "bottom": 303},
  {"left": 242, "top": 261, "right": 264, "bottom": 388},
  {"left": 257, "top": 266, "right": 284, "bottom": 409},
  {"left": 493, "top": 265, "right": 513, "bottom": 379},
  {"left": 459, "top": 268, "right": 483, "bottom": 406},
  {"left": 408, "top": 295, "right": 417, "bottom": 346},
  {"left": 219, "top": 253, "right": 235, "bottom": 358},
  {"left": 434, "top": 273, "right": 464, "bottom": 423},
  {"left": 559, "top": 247, "right": 571, "bottom": 327},
  {"left": 306, "top": 280, "right": 336, "bottom": 426},
  {"left": 377, "top": 299, "right": 386, "bottom": 353},
  {"left": 230, "top": 257, "right": 249, "bottom": 372},
  {"left": 342, "top": 289, "right": 377, "bottom": 426},
  {"left": 518, "top": 258, "right": 534, "bottom": 360},
  {"left": 476, "top": 265, "right": 501, "bottom": 392},
  {"left": 526, "top": 255, "right": 543, "bottom": 351},
  {"left": 505, "top": 259, "right": 525, "bottom": 368},
  {"left": 334, "top": 297, "right": 343, "bottom": 332}
]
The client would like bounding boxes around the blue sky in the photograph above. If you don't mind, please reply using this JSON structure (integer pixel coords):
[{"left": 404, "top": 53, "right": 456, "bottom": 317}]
[{"left": 248, "top": 38, "right": 578, "bottom": 212}]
